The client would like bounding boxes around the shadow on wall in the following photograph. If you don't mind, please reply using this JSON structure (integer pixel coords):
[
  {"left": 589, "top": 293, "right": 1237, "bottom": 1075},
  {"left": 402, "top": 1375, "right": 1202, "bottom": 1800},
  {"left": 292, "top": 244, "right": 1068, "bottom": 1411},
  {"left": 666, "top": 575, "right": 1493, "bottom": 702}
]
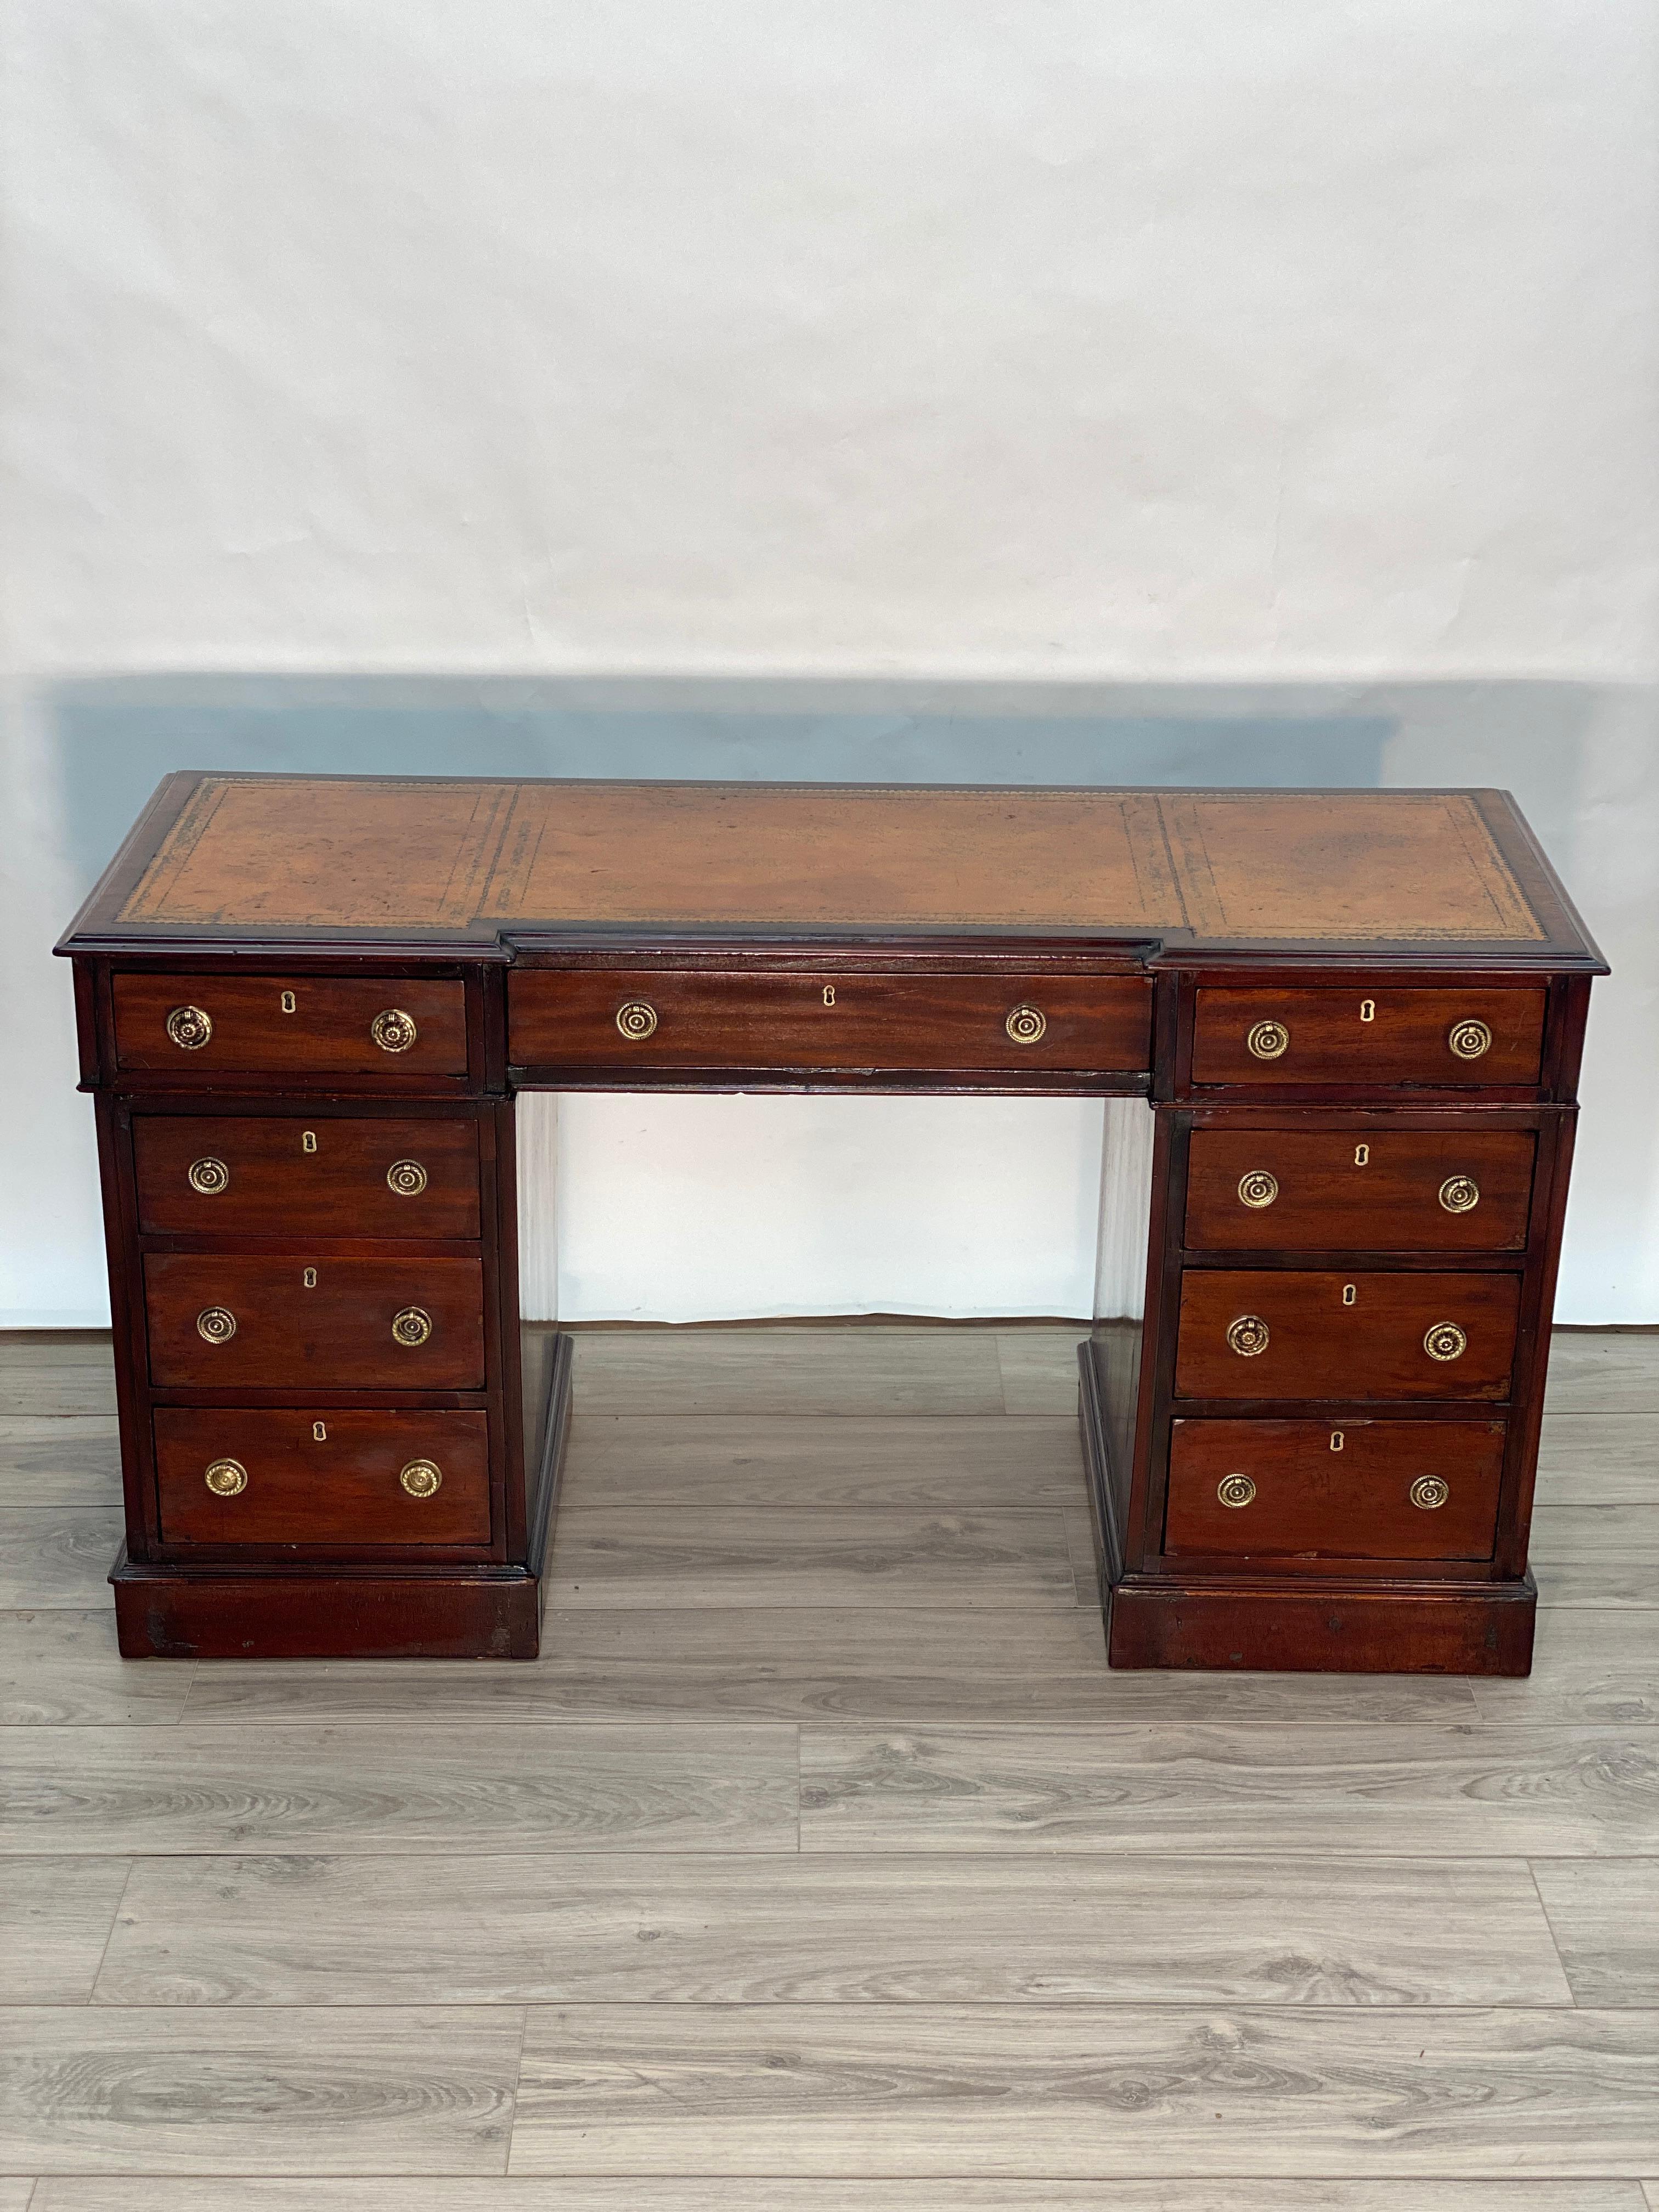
[{"left": 47, "top": 673, "right": 1402, "bottom": 897}]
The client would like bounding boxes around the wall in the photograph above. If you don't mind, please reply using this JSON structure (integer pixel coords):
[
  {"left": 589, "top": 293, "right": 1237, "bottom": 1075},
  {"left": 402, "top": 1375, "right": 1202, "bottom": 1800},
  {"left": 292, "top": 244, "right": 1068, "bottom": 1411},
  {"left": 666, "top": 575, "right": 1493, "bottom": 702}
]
[{"left": 2, "top": 2, "right": 1655, "bottom": 1324}]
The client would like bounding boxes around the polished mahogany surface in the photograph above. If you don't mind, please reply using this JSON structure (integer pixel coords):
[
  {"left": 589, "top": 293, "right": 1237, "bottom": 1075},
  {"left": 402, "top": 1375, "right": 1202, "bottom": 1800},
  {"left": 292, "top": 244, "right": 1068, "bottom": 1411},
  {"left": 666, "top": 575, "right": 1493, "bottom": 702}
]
[
  {"left": 132, "top": 1115, "right": 483, "bottom": 1239},
  {"left": 153, "top": 1406, "right": 493, "bottom": 1547},
  {"left": 58, "top": 772, "right": 1605, "bottom": 1672},
  {"left": 1164, "top": 1418, "right": 1505, "bottom": 1561},
  {"left": 507, "top": 969, "right": 1153, "bottom": 1075},
  {"left": 1182, "top": 1127, "right": 1536, "bottom": 1252},
  {"left": 1173, "top": 1269, "right": 1523, "bottom": 1402}
]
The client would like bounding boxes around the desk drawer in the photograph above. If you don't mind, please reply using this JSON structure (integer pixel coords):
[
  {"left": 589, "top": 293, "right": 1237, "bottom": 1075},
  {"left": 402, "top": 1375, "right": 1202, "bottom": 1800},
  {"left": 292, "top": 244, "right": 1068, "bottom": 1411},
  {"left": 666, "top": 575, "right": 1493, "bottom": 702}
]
[
  {"left": 144, "top": 1253, "right": 486, "bottom": 1389},
  {"left": 154, "top": 1406, "right": 490, "bottom": 1546},
  {"left": 1184, "top": 1128, "right": 1536, "bottom": 1251},
  {"left": 133, "top": 1115, "right": 483, "bottom": 1239},
  {"left": 1175, "top": 1269, "right": 1521, "bottom": 1401},
  {"left": 112, "top": 974, "right": 469, "bottom": 1077},
  {"left": 1191, "top": 987, "right": 1545, "bottom": 1088},
  {"left": 1165, "top": 1418, "right": 1504, "bottom": 1560},
  {"left": 509, "top": 969, "right": 1152, "bottom": 1073}
]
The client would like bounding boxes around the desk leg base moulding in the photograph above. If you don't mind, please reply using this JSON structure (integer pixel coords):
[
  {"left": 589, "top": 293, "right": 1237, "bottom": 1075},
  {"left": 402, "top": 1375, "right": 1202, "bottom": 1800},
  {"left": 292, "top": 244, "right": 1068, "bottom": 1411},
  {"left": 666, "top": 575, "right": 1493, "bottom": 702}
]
[
  {"left": 1079, "top": 1340, "right": 1538, "bottom": 1676},
  {"left": 110, "top": 1329, "right": 572, "bottom": 1661}
]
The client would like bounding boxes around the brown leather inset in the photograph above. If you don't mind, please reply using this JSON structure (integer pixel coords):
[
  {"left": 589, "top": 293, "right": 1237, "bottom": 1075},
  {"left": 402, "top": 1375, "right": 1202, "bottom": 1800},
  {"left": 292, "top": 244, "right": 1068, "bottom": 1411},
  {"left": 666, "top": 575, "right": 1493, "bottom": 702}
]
[{"left": 110, "top": 777, "right": 1554, "bottom": 945}]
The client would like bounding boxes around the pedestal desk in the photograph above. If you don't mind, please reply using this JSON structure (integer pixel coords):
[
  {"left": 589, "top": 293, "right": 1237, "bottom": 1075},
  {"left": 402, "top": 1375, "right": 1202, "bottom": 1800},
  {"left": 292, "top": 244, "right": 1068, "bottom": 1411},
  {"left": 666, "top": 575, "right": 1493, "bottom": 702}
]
[{"left": 59, "top": 774, "right": 1605, "bottom": 1672}]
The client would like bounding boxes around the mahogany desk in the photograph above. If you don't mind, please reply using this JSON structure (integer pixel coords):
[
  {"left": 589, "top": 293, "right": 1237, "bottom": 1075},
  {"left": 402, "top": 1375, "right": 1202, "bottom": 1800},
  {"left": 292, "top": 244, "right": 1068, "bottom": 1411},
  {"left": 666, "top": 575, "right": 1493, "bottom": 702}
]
[{"left": 59, "top": 775, "right": 1605, "bottom": 1672}]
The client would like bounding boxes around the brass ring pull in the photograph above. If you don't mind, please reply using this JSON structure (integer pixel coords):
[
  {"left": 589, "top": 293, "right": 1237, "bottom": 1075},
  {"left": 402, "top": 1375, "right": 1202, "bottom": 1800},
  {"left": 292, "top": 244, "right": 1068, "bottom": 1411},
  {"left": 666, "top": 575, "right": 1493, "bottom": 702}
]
[
  {"left": 616, "top": 1000, "right": 659, "bottom": 1040},
  {"left": 1005, "top": 1003, "right": 1047, "bottom": 1046},
  {"left": 1237, "top": 1170, "right": 1279, "bottom": 1210},
  {"left": 399, "top": 1458, "right": 443, "bottom": 1499},
  {"left": 1246, "top": 1018, "right": 1289, "bottom": 1061},
  {"left": 1217, "top": 1473, "right": 1256, "bottom": 1508},
  {"left": 370, "top": 1008, "right": 418, "bottom": 1053},
  {"left": 1448, "top": 1018, "right": 1492, "bottom": 1060},
  {"left": 1226, "top": 1313, "right": 1270, "bottom": 1358},
  {"left": 165, "top": 1004, "right": 213, "bottom": 1051},
  {"left": 195, "top": 1306, "right": 236, "bottom": 1345},
  {"left": 1438, "top": 1174, "right": 1480, "bottom": 1215},
  {"left": 1423, "top": 1322, "right": 1467, "bottom": 1362},
  {"left": 1410, "top": 1475, "right": 1449, "bottom": 1510},
  {"left": 391, "top": 1306, "right": 433, "bottom": 1347},
  {"left": 188, "top": 1156, "right": 230, "bottom": 1195},
  {"left": 204, "top": 1457, "right": 247, "bottom": 1497},
  {"left": 386, "top": 1159, "right": 428, "bottom": 1197}
]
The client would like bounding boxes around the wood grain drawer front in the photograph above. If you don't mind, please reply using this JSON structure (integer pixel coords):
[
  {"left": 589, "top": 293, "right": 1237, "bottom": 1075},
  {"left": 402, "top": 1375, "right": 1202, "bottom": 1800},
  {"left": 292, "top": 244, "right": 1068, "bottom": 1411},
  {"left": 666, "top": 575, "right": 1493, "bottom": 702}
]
[
  {"left": 1191, "top": 986, "right": 1546, "bottom": 1087},
  {"left": 1165, "top": 1419, "right": 1504, "bottom": 1560},
  {"left": 1184, "top": 1128, "right": 1536, "bottom": 1251},
  {"left": 154, "top": 1407, "right": 490, "bottom": 1546},
  {"left": 133, "top": 1116, "right": 482, "bottom": 1239},
  {"left": 509, "top": 969, "right": 1152, "bottom": 1072},
  {"left": 1175, "top": 1269, "right": 1522, "bottom": 1401},
  {"left": 144, "top": 1254, "right": 486, "bottom": 1389},
  {"left": 112, "top": 975, "right": 469, "bottom": 1076}
]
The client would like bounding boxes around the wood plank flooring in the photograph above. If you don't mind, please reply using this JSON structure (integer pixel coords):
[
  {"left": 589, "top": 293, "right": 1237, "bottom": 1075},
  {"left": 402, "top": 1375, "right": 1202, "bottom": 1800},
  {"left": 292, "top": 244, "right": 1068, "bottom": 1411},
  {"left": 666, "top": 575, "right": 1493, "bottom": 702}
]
[{"left": 1, "top": 1321, "right": 1656, "bottom": 2204}]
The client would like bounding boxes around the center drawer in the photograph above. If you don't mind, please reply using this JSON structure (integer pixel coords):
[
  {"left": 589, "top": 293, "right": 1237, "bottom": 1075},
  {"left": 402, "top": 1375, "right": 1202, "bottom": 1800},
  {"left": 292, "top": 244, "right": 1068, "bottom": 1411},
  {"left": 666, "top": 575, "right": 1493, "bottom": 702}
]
[
  {"left": 144, "top": 1254, "right": 486, "bottom": 1389},
  {"left": 133, "top": 1115, "right": 482, "bottom": 1238},
  {"left": 1175, "top": 1269, "right": 1522, "bottom": 1401},
  {"left": 1164, "top": 1418, "right": 1504, "bottom": 1560},
  {"left": 508, "top": 969, "right": 1153, "bottom": 1073},
  {"left": 154, "top": 1406, "right": 491, "bottom": 1545},
  {"left": 1184, "top": 1128, "right": 1536, "bottom": 1251}
]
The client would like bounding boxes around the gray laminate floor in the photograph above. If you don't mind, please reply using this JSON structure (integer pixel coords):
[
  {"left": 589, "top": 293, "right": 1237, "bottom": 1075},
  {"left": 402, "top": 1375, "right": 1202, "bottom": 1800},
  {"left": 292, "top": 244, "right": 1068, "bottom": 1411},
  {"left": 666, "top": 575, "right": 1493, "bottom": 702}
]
[{"left": 1, "top": 1322, "right": 1657, "bottom": 2210}]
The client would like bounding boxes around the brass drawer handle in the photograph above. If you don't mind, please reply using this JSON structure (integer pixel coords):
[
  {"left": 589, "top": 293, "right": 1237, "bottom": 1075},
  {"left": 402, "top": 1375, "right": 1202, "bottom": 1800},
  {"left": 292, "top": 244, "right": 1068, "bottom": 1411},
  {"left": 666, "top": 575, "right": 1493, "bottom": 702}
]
[
  {"left": 1226, "top": 1313, "right": 1270, "bottom": 1357},
  {"left": 204, "top": 1457, "right": 247, "bottom": 1497},
  {"left": 166, "top": 1004, "right": 213, "bottom": 1051},
  {"left": 391, "top": 1305, "right": 433, "bottom": 1347},
  {"left": 1217, "top": 1473, "right": 1256, "bottom": 1508},
  {"left": 1006, "top": 1003, "right": 1047, "bottom": 1045},
  {"left": 1438, "top": 1174, "right": 1480, "bottom": 1214},
  {"left": 1410, "top": 1475, "right": 1449, "bottom": 1510},
  {"left": 616, "top": 1000, "right": 659, "bottom": 1040},
  {"left": 386, "top": 1159, "right": 428, "bottom": 1197},
  {"left": 188, "top": 1156, "right": 229, "bottom": 1195},
  {"left": 1448, "top": 1018, "right": 1492, "bottom": 1060},
  {"left": 1246, "top": 1018, "right": 1289, "bottom": 1061},
  {"left": 399, "top": 1458, "right": 443, "bottom": 1499},
  {"left": 1423, "top": 1322, "right": 1467, "bottom": 1362},
  {"left": 196, "top": 1306, "right": 237, "bottom": 1345},
  {"left": 370, "top": 1008, "right": 418, "bottom": 1053},
  {"left": 1237, "top": 1170, "right": 1278, "bottom": 1209}
]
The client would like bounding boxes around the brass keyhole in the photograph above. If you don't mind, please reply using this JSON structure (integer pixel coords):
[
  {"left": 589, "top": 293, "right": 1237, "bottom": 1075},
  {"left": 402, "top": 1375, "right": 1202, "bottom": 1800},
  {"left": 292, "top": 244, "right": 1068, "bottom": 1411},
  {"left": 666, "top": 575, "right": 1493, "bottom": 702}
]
[
  {"left": 302, "top": 1131, "right": 318, "bottom": 1154},
  {"left": 1330, "top": 1430, "right": 1344, "bottom": 1452},
  {"left": 302, "top": 1267, "right": 317, "bottom": 1289},
  {"left": 1342, "top": 1284, "right": 1357, "bottom": 1306},
  {"left": 280, "top": 990, "right": 296, "bottom": 1014},
  {"left": 823, "top": 985, "right": 836, "bottom": 1007},
  {"left": 313, "top": 1421, "right": 327, "bottom": 1442},
  {"left": 1353, "top": 1144, "right": 1369, "bottom": 1167},
  {"left": 1359, "top": 998, "right": 1375, "bottom": 1022}
]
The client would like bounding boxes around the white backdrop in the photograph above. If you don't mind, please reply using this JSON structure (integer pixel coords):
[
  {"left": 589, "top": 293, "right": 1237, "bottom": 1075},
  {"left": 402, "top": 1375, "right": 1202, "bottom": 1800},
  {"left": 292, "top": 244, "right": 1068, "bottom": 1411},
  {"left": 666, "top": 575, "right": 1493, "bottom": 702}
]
[{"left": 2, "top": 1, "right": 1655, "bottom": 1324}]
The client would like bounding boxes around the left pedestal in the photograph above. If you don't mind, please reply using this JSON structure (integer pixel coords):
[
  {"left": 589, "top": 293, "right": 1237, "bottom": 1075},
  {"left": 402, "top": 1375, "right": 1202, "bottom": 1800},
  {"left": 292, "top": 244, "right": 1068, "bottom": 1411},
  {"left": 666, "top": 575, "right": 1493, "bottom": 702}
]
[{"left": 78, "top": 960, "right": 565, "bottom": 1661}]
